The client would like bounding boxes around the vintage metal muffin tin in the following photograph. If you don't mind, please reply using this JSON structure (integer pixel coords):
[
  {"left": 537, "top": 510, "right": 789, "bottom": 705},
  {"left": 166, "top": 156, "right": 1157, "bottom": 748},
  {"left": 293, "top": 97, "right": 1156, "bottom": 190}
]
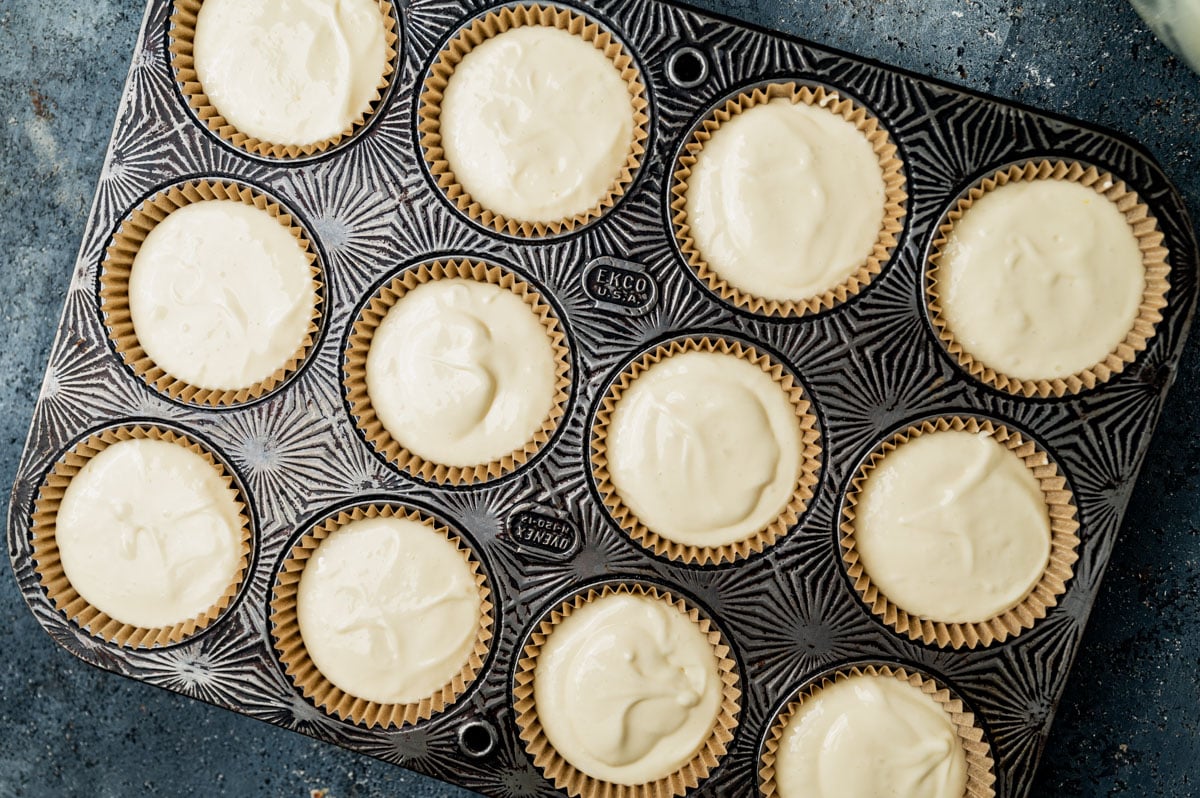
[{"left": 7, "top": 0, "right": 1198, "bottom": 796}]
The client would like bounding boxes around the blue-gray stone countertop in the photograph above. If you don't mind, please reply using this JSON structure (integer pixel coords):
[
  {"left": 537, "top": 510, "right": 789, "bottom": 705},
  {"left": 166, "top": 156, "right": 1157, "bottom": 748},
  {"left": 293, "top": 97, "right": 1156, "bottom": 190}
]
[{"left": 2, "top": 1, "right": 1198, "bottom": 796}]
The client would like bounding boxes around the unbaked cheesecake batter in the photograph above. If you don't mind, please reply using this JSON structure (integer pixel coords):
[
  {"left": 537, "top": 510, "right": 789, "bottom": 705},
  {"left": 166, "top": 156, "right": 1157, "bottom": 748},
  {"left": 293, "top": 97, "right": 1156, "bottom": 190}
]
[
  {"left": 297, "top": 516, "right": 482, "bottom": 705},
  {"left": 55, "top": 437, "right": 244, "bottom": 629},
  {"left": 439, "top": 25, "right": 636, "bottom": 223},
  {"left": 128, "top": 199, "right": 316, "bottom": 392},
  {"left": 606, "top": 350, "right": 804, "bottom": 548},
  {"left": 365, "top": 277, "right": 559, "bottom": 469},
  {"left": 533, "top": 593, "right": 723, "bottom": 785},
  {"left": 774, "top": 673, "right": 968, "bottom": 798},
  {"left": 193, "top": 0, "right": 390, "bottom": 146},
  {"left": 937, "top": 178, "right": 1146, "bottom": 381},
  {"left": 853, "top": 430, "right": 1052, "bottom": 624},
  {"left": 685, "top": 97, "right": 887, "bottom": 302}
]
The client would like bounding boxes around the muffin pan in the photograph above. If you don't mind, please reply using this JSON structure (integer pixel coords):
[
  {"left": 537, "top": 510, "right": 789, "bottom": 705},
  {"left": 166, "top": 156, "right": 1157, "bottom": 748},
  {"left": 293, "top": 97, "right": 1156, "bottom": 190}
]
[{"left": 7, "top": 1, "right": 1198, "bottom": 796}]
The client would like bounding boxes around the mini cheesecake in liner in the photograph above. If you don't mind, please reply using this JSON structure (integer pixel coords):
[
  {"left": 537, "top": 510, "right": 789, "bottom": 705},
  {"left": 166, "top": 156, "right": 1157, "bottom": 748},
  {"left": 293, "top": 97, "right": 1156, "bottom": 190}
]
[
  {"left": 591, "top": 336, "right": 822, "bottom": 566},
  {"left": 169, "top": 0, "right": 400, "bottom": 159},
  {"left": 269, "top": 503, "right": 495, "bottom": 728},
  {"left": 344, "top": 258, "right": 572, "bottom": 486},
  {"left": 100, "top": 179, "right": 323, "bottom": 408},
  {"left": 927, "top": 159, "right": 1171, "bottom": 398},
  {"left": 759, "top": 664, "right": 997, "bottom": 798},
  {"left": 841, "top": 416, "right": 1082, "bottom": 649},
  {"left": 418, "top": 3, "right": 650, "bottom": 237},
  {"left": 513, "top": 582, "right": 741, "bottom": 798},
  {"left": 32, "top": 424, "right": 253, "bottom": 649},
  {"left": 672, "top": 81, "right": 907, "bottom": 317}
]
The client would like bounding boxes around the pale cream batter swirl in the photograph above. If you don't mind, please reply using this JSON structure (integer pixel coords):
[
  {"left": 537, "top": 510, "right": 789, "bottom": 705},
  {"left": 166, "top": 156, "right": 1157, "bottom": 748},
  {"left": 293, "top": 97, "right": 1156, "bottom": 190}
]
[
  {"left": 607, "top": 350, "right": 804, "bottom": 548},
  {"left": 685, "top": 97, "right": 887, "bottom": 303},
  {"left": 297, "top": 516, "right": 482, "bottom": 705},
  {"left": 365, "top": 278, "right": 559, "bottom": 469},
  {"left": 128, "top": 200, "right": 316, "bottom": 392},
  {"left": 853, "top": 429, "right": 1052, "bottom": 624},
  {"left": 55, "top": 437, "right": 244, "bottom": 629},
  {"left": 937, "top": 178, "right": 1146, "bottom": 381},
  {"left": 439, "top": 25, "right": 636, "bottom": 224},
  {"left": 775, "top": 674, "right": 968, "bottom": 798},
  {"left": 533, "top": 593, "right": 723, "bottom": 785},
  {"left": 193, "top": 0, "right": 390, "bottom": 146}
]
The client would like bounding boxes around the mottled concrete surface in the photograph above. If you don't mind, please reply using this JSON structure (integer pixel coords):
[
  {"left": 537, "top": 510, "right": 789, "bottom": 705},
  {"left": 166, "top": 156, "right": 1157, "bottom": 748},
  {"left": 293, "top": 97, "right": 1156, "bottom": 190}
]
[{"left": 2, "top": 1, "right": 1198, "bottom": 796}]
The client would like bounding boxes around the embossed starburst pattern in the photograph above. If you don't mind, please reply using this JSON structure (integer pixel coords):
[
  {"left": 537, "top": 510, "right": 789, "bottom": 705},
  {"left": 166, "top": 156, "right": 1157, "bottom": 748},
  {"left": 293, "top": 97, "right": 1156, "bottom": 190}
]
[
  {"left": 955, "top": 645, "right": 1079, "bottom": 782},
  {"left": 221, "top": 391, "right": 339, "bottom": 528},
  {"left": 739, "top": 559, "right": 879, "bottom": 690},
  {"left": 30, "top": 340, "right": 152, "bottom": 456},
  {"left": 135, "top": 623, "right": 271, "bottom": 708},
  {"left": 281, "top": 165, "right": 404, "bottom": 296}
]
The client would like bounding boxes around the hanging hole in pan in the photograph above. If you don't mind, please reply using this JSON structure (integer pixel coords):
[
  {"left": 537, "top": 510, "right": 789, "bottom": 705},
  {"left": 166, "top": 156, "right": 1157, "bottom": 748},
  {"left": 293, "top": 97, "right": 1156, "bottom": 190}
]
[
  {"left": 457, "top": 720, "right": 498, "bottom": 759},
  {"left": 667, "top": 46, "right": 709, "bottom": 89}
]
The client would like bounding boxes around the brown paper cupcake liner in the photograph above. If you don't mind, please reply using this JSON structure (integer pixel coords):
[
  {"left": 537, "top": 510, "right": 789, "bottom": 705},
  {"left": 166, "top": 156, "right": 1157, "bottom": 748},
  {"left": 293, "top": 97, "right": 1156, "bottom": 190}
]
[
  {"left": 591, "top": 337, "right": 822, "bottom": 565},
  {"left": 759, "top": 664, "right": 997, "bottom": 798},
  {"left": 169, "top": 0, "right": 399, "bottom": 159},
  {"left": 514, "top": 582, "right": 741, "bottom": 798},
  {"left": 417, "top": 3, "right": 650, "bottom": 237},
  {"left": 840, "top": 416, "right": 1081, "bottom": 650},
  {"left": 927, "top": 159, "right": 1171, "bottom": 398},
  {"left": 30, "top": 425, "right": 253, "bottom": 649},
  {"left": 269, "top": 503, "right": 494, "bottom": 729},
  {"left": 100, "top": 179, "right": 323, "bottom": 407},
  {"left": 671, "top": 82, "right": 908, "bottom": 317},
  {"left": 344, "top": 258, "right": 572, "bottom": 486}
]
